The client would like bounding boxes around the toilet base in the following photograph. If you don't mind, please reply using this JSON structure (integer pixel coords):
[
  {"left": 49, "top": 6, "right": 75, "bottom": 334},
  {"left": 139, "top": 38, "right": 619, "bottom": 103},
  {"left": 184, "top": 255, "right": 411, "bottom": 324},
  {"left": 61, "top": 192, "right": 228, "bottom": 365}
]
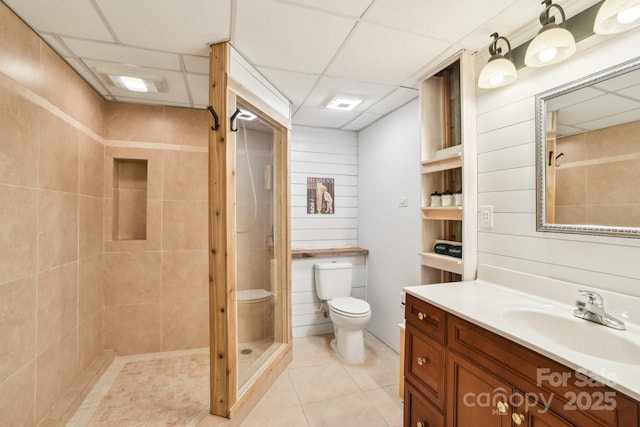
[{"left": 331, "top": 327, "right": 366, "bottom": 364}]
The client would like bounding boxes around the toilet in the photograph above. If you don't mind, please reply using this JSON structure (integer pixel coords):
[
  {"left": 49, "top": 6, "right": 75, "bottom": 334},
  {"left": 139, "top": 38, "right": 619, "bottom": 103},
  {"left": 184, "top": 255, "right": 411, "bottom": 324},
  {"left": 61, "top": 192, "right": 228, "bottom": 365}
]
[
  {"left": 314, "top": 262, "right": 371, "bottom": 364},
  {"left": 237, "top": 289, "right": 274, "bottom": 343}
]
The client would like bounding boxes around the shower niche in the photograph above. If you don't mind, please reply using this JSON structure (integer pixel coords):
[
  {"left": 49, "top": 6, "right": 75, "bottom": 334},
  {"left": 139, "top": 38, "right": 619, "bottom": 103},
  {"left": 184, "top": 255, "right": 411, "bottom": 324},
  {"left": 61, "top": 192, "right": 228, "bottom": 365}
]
[{"left": 112, "top": 158, "right": 148, "bottom": 241}]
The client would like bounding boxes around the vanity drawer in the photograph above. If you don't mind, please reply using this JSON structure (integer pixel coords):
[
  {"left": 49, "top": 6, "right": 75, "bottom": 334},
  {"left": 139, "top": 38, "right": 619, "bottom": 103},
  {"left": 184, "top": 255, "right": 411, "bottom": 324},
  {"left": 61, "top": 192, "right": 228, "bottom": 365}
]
[
  {"left": 404, "top": 381, "right": 445, "bottom": 427},
  {"left": 405, "top": 324, "right": 446, "bottom": 411},
  {"left": 405, "top": 294, "right": 446, "bottom": 344}
]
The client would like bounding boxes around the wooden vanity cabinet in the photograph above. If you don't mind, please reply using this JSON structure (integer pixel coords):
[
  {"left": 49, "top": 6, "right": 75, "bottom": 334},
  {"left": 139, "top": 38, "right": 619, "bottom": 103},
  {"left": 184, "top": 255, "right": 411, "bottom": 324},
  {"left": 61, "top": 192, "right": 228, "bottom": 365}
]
[{"left": 404, "top": 294, "right": 639, "bottom": 427}]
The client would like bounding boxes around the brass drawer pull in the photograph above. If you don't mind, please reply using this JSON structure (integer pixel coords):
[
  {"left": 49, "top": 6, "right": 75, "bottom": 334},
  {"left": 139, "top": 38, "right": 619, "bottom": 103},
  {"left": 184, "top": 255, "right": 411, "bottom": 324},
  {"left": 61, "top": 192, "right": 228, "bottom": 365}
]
[
  {"left": 417, "top": 357, "right": 429, "bottom": 366},
  {"left": 512, "top": 413, "right": 525, "bottom": 425},
  {"left": 416, "top": 421, "right": 427, "bottom": 427},
  {"left": 417, "top": 311, "right": 427, "bottom": 320},
  {"left": 496, "top": 401, "right": 509, "bottom": 415}
]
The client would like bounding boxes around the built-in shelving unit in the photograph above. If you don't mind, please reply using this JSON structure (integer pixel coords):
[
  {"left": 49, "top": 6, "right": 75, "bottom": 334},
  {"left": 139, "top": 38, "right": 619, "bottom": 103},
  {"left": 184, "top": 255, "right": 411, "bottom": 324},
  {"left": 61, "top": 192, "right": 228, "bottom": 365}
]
[
  {"left": 419, "top": 52, "right": 477, "bottom": 284},
  {"left": 420, "top": 153, "right": 462, "bottom": 173}
]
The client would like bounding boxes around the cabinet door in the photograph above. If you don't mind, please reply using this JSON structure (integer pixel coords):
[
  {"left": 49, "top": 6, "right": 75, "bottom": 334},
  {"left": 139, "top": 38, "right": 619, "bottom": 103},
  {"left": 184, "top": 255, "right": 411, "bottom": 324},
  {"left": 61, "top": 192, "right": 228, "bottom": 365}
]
[
  {"left": 511, "top": 391, "right": 575, "bottom": 427},
  {"left": 446, "top": 351, "right": 512, "bottom": 427},
  {"left": 405, "top": 326, "right": 446, "bottom": 410},
  {"left": 405, "top": 382, "right": 445, "bottom": 427}
]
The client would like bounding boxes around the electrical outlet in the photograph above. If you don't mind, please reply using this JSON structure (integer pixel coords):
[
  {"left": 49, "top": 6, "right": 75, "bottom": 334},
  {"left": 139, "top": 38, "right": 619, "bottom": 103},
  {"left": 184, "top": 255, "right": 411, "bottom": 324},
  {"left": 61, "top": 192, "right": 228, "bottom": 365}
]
[
  {"left": 398, "top": 197, "right": 408, "bottom": 207},
  {"left": 480, "top": 205, "right": 494, "bottom": 228}
]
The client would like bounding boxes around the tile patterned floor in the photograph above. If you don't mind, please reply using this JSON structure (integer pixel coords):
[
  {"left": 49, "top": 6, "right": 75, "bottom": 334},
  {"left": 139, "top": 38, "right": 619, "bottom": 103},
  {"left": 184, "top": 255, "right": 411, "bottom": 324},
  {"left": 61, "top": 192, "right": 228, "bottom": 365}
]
[
  {"left": 67, "top": 332, "right": 403, "bottom": 427},
  {"left": 66, "top": 348, "right": 211, "bottom": 427},
  {"left": 241, "top": 332, "right": 403, "bottom": 427}
]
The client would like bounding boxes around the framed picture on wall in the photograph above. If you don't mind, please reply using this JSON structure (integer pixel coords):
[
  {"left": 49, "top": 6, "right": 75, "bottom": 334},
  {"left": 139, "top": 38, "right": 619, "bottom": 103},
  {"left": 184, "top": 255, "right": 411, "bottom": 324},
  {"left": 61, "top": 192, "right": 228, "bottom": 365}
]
[{"left": 306, "top": 177, "right": 334, "bottom": 214}]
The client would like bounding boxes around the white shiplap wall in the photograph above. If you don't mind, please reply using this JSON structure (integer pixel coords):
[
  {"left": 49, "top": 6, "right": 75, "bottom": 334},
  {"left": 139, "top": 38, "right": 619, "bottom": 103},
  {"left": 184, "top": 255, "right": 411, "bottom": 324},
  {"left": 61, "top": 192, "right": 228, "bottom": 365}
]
[
  {"left": 476, "top": 29, "right": 640, "bottom": 298},
  {"left": 290, "top": 125, "right": 359, "bottom": 248},
  {"left": 290, "top": 126, "right": 365, "bottom": 337}
]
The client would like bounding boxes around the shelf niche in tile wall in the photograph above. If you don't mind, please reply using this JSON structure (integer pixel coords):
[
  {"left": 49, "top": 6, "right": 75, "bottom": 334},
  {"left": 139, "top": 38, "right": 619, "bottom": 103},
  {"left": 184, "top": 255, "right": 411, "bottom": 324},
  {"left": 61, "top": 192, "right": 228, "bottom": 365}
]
[{"left": 112, "top": 158, "right": 148, "bottom": 241}]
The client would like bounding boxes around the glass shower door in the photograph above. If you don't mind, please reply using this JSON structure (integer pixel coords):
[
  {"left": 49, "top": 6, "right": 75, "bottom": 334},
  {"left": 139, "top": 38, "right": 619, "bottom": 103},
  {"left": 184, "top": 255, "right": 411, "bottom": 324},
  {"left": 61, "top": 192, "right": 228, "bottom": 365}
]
[{"left": 234, "top": 102, "right": 280, "bottom": 388}]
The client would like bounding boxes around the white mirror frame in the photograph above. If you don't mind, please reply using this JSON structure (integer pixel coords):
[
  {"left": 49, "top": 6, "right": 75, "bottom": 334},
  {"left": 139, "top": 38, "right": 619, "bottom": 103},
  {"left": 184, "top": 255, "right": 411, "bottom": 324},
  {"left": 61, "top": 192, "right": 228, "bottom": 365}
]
[{"left": 535, "top": 56, "right": 640, "bottom": 238}]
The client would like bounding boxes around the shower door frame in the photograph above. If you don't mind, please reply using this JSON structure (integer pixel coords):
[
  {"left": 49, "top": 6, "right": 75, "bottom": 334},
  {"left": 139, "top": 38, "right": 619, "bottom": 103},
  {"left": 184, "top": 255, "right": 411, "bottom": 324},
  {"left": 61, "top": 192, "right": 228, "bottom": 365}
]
[{"left": 208, "top": 41, "right": 292, "bottom": 419}]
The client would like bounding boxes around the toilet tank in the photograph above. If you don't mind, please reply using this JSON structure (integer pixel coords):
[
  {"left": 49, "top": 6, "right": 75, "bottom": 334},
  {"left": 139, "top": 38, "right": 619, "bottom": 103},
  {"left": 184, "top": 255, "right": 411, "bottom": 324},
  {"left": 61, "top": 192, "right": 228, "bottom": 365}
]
[{"left": 314, "top": 262, "right": 352, "bottom": 300}]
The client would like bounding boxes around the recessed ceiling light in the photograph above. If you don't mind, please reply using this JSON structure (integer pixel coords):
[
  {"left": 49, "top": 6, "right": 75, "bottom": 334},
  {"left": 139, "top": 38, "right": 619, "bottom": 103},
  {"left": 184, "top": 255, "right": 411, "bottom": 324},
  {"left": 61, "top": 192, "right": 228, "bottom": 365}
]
[
  {"left": 111, "top": 75, "right": 155, "bottom": 92},
  {"left": 237, "top": 110, "right": 256, "bottom": 121},
  {"left": 95, "top": 67, "right": 168, "bottom": 93},
  {"left": 326, "top": 97, "right": 362, "bottom": 111}
]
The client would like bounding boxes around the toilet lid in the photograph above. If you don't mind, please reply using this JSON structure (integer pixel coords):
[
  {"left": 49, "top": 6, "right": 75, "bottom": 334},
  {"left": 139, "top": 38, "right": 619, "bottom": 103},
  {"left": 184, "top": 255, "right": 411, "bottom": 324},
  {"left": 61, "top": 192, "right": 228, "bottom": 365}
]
[{"left": 330, "top": 297, "right": 370, "bottom": 317}]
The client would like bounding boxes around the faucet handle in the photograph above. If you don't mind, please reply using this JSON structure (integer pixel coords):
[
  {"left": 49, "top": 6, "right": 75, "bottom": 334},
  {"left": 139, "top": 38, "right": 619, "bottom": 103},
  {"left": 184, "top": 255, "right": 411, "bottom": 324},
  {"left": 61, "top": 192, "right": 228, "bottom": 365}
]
[{"left": 578, "top": 289, "right": 603, "bottom": 306}]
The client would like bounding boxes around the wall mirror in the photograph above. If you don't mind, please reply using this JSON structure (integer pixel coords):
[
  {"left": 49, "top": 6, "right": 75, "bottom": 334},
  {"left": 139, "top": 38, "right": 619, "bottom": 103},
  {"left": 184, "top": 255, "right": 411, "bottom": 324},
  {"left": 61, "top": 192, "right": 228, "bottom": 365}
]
[{"left": 536, "top": 56, "right": 640, "bottom": 238}]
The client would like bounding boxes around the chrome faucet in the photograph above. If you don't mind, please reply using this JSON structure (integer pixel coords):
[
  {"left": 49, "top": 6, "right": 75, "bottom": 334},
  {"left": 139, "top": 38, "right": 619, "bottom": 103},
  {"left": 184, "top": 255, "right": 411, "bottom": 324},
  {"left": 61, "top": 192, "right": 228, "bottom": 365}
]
[{"left": 573, "top": 290, "right": 626, "bottom": 330}]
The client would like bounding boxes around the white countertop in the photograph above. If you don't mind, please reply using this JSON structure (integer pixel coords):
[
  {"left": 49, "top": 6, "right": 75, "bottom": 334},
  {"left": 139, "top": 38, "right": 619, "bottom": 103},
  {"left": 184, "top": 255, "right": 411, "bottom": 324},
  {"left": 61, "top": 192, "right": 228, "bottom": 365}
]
[{"left": 404, "top": 274, "right": 640, "bottom": 402}]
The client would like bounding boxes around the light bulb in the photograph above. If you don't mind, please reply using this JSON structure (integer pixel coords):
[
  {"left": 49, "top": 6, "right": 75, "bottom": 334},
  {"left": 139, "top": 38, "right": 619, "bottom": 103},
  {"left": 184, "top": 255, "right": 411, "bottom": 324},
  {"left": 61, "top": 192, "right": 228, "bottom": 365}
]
[
  {"left": 117, "top": 76, "right": 148, "bottom": 92},
  {"left": 539, "top": 47, "right": 558, "bottom": 63},
  {"left": 489, "top": 75, "right": 505, "bottom": 86},
  {"left": 617, "top": 5, "right": 640, "bottom": 24}
]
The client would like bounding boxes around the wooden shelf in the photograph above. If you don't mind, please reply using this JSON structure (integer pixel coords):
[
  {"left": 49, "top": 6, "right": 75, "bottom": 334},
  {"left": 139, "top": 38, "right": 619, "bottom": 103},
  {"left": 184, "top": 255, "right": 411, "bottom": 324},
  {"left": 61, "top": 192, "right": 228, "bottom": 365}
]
[
  {"left": 422, "top": 206, "right": 463, "bottom": 220},
  {"left": 291, "top": 247, "right": 369, "bottom": 258},
  {"left": 419, "top": 252, "right": 463, "bottom": 275},
  {"left": 421, "top": 153, "right": 462, "bottom": 174}
]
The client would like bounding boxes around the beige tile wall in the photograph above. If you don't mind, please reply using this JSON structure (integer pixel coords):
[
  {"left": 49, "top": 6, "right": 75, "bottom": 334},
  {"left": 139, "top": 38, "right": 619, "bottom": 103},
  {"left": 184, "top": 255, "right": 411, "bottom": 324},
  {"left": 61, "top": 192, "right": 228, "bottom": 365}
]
[
  {"left": 0, "top": 3, "right": 209, "bottom": 424},
  {"left": 103, "top": 102, "right": 209, "bottom": 355},
  {"left": 0, "top": 3, "right": 105, "bottom": 425},
  {"left": 556, "top": 120, "right": 640, "bottom": 227}
]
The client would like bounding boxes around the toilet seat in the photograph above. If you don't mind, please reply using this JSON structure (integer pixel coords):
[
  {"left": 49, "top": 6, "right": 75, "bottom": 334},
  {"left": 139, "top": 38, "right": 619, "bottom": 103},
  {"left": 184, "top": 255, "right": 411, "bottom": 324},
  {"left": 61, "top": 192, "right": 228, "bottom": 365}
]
[
  {"left": 237, "top": 289, "right": 274, "bottom": 303},
  {"left": 329, "top": 297, "right": 370, "bottom": 318}
]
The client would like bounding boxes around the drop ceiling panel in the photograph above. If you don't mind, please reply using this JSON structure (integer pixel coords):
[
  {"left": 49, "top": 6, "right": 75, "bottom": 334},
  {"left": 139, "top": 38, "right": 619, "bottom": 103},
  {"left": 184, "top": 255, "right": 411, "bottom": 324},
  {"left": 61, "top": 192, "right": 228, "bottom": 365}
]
[
  {"left": 257, "top": 67, "right": 319, "bottom": 106},
  {"left": 281, "top": 0, "right": 373, "bottom": 17},
  {"left": 186, "top": 74, "right": 210, "bottom": 107},
  {"left": 577, "top": 108, "right": 640, "bottom": 132},
  {"left": 342, "top": 112, "right": 382, "bottom": 131},
  {"left": 234, "top": 0, "right": 357, "bottom": 74},
  {"left": 326, "top": 22, "right": 449, "bottom": 85},
  {"left": 293, "top": 106, "right": 359, "bottom": 128},
  {"left": 557, "top": 94, "right": 640, "bottom": 126},
  {"left": 62, "top": 38, "right": 182, "bottom": 71},
  {"left": 64, "top": 58, "right": 110, "bottom": 96},
  {"left": 3, "top": 0, "right": 114, "bottom": 41},
  {"left": 83, "top": 59, "right": 191, "bottom": 104},
  {"left": 594, "top": 68, "right": 640, "bottom": 92},
  {"left": 365, "top": 0, "right": 517, "bottom": 43},
  {"left": 183, "top": 55, "right": 210, "bottom": 75},
  {"left": 546, "top": 87, "right": 605, "bottom": 112},
  {"left": 303, "top": 76, "right": 394, "bottom": 110},
  {"left": 620, "top": 84, "right": 640, "bottom": 101},
  {"left": 40, "top": 34, "right": 72, "bottom": 57},
  {"left": 95, "top": 0, "right": 230, "bottom": 55},
  {"left": 367, "top": 87, "right": 419, "bottom": 114}
]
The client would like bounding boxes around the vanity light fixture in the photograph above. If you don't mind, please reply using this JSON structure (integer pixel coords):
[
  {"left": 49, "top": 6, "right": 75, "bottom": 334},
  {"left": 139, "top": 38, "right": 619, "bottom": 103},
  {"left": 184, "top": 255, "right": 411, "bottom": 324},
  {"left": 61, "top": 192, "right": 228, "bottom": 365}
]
[
  {"left": 525, "top": 0, "right": 576, "bottom": 67},
  {"left": 478, "top": 33, "right": 518, "bottom": 89},
  {"left": 594, "top": 0, "right": 640, "bottom": 34},
  {"left": 326, "top": 96, "right": 362, "bottom": 111}
]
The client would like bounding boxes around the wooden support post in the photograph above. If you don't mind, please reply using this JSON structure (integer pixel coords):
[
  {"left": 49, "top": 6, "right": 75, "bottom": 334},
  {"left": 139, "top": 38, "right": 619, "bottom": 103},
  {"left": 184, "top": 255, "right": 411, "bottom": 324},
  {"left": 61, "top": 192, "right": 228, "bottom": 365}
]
[{"left": 208, "top": 41, "right": 233, "bottom": 418}]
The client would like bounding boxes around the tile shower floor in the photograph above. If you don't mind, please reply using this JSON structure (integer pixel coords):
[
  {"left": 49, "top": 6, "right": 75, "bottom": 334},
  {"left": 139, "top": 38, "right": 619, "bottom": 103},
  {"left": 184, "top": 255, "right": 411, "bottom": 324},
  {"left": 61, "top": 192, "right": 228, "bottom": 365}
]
[{"left": 67, "top": 332, "right": 402, "bottom": 426}]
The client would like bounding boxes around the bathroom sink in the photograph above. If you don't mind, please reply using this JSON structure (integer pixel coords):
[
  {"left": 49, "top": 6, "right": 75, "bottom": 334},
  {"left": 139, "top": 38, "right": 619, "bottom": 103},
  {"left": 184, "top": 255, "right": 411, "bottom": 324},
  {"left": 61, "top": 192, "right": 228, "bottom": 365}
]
[{"left": 501, "top": 308, "right": 640, "bottom": 364}]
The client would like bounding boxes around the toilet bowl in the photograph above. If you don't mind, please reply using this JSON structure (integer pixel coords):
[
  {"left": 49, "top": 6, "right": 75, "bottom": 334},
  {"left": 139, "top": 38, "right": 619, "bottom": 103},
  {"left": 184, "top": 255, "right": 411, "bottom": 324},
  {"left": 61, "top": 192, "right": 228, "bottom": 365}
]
[
  {"left": 328, "top": 297, "right": 371, "bottom": 363},
  {"left": 314, "top": 262, "right": 371, "bottom": 364},
  {"left": 237, "top": 289, "right": 274, "bottom": 343}
]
